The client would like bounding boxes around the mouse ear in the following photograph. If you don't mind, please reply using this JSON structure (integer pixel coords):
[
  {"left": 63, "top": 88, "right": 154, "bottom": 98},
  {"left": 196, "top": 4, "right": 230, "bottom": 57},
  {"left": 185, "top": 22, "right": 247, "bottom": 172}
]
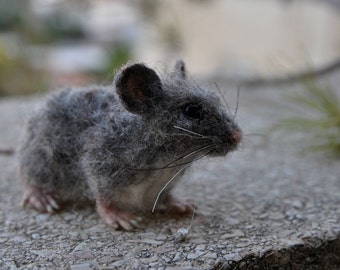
[
  {"left": 115, "top": 63, "right": 163, "bottom": 115},
  {"left": 174, "top": 60, "right": 186, "bottom": 80}
]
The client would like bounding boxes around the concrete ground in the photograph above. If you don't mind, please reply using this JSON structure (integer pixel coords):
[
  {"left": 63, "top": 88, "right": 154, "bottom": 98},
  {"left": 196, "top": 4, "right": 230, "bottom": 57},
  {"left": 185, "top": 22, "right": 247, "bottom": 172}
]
[{"left": 0, "top": 72, "right": 339, "bottom": 269}]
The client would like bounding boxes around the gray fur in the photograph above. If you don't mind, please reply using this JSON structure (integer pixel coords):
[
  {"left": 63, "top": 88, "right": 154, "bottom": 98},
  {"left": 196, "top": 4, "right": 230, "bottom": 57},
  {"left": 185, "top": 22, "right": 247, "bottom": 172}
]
[{"left": 19, "top": 61, "right": 242, "bottom": 215}]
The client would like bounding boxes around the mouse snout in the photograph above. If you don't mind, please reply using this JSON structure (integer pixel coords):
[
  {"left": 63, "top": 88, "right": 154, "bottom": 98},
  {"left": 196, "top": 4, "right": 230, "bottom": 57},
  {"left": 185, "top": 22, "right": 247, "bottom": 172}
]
[{"left": 228, "top": 128, "right": 242, "bottom": 145}]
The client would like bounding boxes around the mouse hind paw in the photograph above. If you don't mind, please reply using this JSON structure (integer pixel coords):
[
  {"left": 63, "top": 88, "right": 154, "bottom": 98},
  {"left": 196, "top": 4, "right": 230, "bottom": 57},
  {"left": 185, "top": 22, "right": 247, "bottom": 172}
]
[
  {"left": 22, "top": 186, "right": 60, "bottom": 213},
  {"left": 96, "top": 199, "right": 142, "bottom": 230},
  {"left": 158, "top": 195, "right": 195, "bottom": 215}
]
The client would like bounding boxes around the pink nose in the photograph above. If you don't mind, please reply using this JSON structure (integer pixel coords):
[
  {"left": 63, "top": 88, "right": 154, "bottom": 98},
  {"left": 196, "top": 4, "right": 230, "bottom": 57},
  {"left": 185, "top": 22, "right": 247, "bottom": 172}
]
[{"left": 230, "top": 129, "right": 242, "bottom": 145}]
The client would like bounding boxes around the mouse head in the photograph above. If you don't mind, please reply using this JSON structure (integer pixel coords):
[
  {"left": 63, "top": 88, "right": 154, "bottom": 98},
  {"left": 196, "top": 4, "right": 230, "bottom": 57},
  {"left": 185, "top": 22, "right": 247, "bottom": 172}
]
[{"left": 114, "top": 61, "right": 242, "bottom": 157}]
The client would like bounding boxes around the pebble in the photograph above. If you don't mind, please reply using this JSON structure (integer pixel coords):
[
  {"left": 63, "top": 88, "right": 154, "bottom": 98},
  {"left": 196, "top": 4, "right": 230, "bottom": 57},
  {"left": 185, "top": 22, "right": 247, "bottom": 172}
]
[
  {"left": 72, "top": 250, "right": 95, "bottom": 260},
  {"left": 31, "top": 233, "right": 40, "bottom": 239},
  {"left": 223, "top": 253, "right": 242, "bottom": 262},
  {"left": 156, "top": 234, "right": 167, "bottom": 241},
  {"left": 72, "top": 243, "right": 89, "bottom": 252},
  {"left": 187, "top": 253, "right": 199, "bottom": 260},
  {"left": 155, "top": 246, "right": 174, "bottom": 254},
  {"left": 31, "top": 249, "right": 56, "bottom": 258},
  {"left": 269, "top": 212, "right": 285, "bottom": 220},
  {"left": 203, "top": 252, "right": 218, "bottom": 259},
  {"left": 98, "top": 255, "right": 118, "bottom": 264},
  {"left": 109, "top": 259, "right": 132, "bottom": 267},
  {"left": 172, "top": 252, "right": 181, "bottom": 262},
  {"left": 225, "top": 217, "right": 240, "bottom": 225},
  {"left": 161, "top": 255, "right": 171, "bottom": 263},
  {"left": 291, "top": 200, "right": 304, "bottom": 209},
  {"left": 280, "top": 238, "right": 304, "bottom": 247},
  {"left": 70, "top": 263, "right": 92, "bottom": 270},
  {"left": 12, "top": 236, "right": 26, "bottom": 243},
  {"left": 221, "top": 230, "right": 245, "bottom": 239},
  {"left": 140, "top": 255, "right": 158, "bottom": 264},
  {"left": 195, "top": 244, "right": 206, "bottom": 251}
]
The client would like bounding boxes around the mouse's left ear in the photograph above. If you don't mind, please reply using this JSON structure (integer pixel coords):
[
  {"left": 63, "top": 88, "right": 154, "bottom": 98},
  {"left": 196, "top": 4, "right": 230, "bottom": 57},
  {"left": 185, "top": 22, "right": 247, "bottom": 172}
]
[{"left": 115, "top": 63, "right": 163, "bottom": 115}]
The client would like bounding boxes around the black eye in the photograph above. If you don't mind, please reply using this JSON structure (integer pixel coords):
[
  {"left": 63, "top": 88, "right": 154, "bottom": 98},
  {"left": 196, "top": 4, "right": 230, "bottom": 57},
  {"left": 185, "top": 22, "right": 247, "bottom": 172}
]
[{"left": 182, "top": 102, "right": 203, "bottom": 119}]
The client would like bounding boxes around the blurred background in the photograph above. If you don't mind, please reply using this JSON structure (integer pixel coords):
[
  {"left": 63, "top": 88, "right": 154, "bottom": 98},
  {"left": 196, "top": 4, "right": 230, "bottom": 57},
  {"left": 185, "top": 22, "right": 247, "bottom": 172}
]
[{"left": 0, "top": 0, "right": 339, "bottom": 96}]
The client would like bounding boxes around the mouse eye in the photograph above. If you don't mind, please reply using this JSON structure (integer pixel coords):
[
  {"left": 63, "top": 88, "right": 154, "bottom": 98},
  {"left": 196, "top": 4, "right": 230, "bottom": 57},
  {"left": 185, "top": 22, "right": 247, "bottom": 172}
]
[{"left": 182, "top": 102, "right": 203, "bottom": 119}]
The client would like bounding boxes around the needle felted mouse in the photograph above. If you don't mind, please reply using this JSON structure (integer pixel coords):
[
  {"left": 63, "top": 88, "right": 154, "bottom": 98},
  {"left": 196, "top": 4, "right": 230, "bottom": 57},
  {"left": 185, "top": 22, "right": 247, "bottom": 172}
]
[{"left": 19, "top": 61, "right": 242, "bottom": 230}]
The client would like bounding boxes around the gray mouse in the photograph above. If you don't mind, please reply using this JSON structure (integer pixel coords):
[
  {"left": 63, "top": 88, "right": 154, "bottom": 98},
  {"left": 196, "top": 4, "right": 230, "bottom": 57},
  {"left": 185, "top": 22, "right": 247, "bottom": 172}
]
[{"left": 19, "top": 61, "right": 242, "bottom": 230}]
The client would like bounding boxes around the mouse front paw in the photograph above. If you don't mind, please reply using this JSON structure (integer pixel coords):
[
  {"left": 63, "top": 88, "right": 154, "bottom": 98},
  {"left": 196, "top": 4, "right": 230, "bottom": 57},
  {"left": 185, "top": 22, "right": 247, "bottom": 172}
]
[
  {"left": 96, "top": 198, "right": 142, "bottom": 230},
  {"left": 22, "top": 185, "right": 60, "bottom": 213}
]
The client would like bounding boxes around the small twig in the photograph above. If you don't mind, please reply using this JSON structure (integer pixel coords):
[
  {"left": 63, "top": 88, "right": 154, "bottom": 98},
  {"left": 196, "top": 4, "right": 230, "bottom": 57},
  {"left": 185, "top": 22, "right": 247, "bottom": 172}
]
[{"left": 213, "top": 58, "right": 340, "bottom": 87}]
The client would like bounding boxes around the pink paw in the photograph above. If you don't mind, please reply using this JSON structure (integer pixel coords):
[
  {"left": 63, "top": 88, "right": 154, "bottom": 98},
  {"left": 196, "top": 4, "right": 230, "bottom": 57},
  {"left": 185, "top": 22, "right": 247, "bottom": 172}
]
[
  {"left": 21, "top": 186, "right": 60, "bottom": 213},
  {"left": 158, "top": 195, "right": 195, "bottom": 215},
  {"left": 96, "top": 198, "right": 141, "bottom": 230}
]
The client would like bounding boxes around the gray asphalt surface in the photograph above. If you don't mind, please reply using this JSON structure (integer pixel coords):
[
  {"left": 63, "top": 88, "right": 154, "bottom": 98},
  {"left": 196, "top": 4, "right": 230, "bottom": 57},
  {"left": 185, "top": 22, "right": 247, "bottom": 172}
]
[{"left": 0, "top": 74, "right": 339, "bottom": 269}]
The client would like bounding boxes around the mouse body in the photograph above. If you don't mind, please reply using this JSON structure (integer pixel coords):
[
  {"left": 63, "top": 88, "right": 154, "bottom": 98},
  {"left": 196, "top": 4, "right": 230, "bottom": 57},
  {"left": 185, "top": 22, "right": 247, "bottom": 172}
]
[{"left": 19, "top": 61, "right": 242, "bottom": 230}]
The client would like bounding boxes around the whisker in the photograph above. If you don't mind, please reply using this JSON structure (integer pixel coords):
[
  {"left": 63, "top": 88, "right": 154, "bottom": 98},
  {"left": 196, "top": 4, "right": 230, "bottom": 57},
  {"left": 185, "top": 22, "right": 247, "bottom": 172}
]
[
  {"left": 181, "top": 144, "right": 214, "bottom": 160},
  {"left": 159, "top": 144, "right": 214, "bottom": 170},
  {"left": 171, "top": 132, "right": 205, "bottom": 139},
  {"left": 234, "top": 86, "right": 240, "bottom": 119},
  {"left": 161, "top": 148, "right": 214, "bottom": 170},
  {"left": 173, "top": 126, "right": 211, "bottom": 140},
  {"left": 134, "top": 145, "right": 215, "bottom": 171},
  {"left": 243, "top": 133, "right": 265, "bottom": 137},
  {"left": 187, "top": 202, "right": 196, "bottom": 231},
  {"left": 151, "top": 148, "right": 214, "bottom": 212},
  {"left": 214, "top": 82, "right": 232, "bottom": 115},
  {"left": 152, "top": 164, "right": 191, "bottom": 213}
]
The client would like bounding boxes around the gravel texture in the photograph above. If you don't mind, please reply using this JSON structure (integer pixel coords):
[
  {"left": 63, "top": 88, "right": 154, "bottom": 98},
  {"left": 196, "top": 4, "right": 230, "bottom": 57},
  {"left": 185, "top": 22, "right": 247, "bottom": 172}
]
[{"left": 0, "top": 74, "right": 339, "bottom": 269}]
